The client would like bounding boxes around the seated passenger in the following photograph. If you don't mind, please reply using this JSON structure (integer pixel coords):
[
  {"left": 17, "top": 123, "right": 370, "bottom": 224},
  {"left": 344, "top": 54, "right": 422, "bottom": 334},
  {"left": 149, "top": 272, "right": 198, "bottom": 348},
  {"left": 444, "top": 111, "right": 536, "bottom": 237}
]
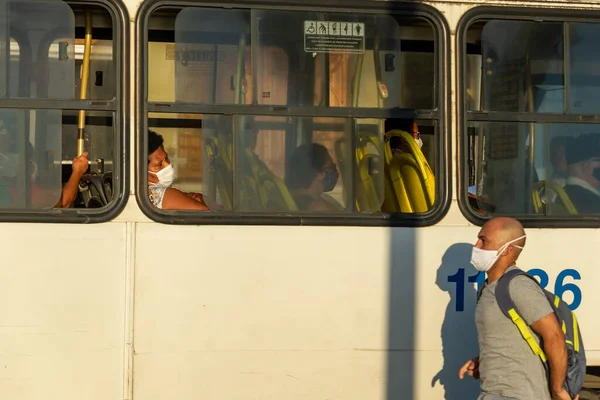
[
  {"left": 285, "top": 143, "right": 339, "bottom": 211},
  {"left": 561, "top": 134, "right": 600, "bottom": 213},
  {"left": 384, "top": 118, "right": 423, "bottom": 155},
  {"left": 147, "top": 130, "right": 209, "bottom": 211}
]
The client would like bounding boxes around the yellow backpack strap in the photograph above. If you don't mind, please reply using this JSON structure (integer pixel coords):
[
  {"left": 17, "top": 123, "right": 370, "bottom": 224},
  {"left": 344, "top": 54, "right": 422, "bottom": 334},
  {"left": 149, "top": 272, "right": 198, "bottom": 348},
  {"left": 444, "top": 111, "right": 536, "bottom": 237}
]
[
  {"left": 495, "top": 268, "right": 548, "bottom": 363},
  {"left": 506, "top": 309, "right": 547, "bottom": 362}
]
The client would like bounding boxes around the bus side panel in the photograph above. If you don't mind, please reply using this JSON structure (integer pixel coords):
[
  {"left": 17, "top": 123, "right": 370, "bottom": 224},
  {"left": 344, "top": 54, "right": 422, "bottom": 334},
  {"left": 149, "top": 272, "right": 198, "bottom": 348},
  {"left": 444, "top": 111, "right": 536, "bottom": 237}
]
[
  {"left": 0, "top": 223, "right": 128, "bottom": 400},
  {"left": 133, "top": 224, "right": 424, "bottom": 400}
]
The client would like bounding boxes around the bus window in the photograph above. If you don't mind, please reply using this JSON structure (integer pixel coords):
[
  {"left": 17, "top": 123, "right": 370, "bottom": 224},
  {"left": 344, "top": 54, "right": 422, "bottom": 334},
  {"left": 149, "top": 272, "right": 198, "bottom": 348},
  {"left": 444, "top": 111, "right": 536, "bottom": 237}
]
[
  {"left": 464, "top": 18, "right": 600, "bottom": 218},
  {"left": 144, "top": 5, "right": 441, "bottom": 222},
  {"left": 0, "top": 0, "right": 123, "bottom": 218}
]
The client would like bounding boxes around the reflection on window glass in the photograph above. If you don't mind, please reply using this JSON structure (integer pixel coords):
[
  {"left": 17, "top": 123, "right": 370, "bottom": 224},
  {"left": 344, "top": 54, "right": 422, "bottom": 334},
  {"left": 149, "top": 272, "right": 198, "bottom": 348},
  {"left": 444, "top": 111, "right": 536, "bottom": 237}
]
[
  {"left": 468, "top": 20, "right": 600, "bottom": 115},
  {"left": 468, "top": 20, "right": 564, "bottom": 113},
  {"left": 0, "top": 109, "right": 62, "bottom": 209},
  {"left": 0, "top": 1, "right": 115, "bottom": 101},
  {"left": 174, "top": 8, "right": 251, "bottom": 105},
  {"left": 163, "top": 7, "right": 435, "bottom": 109},
  {"left": 467, "top": 122, "right": 600, "bottom": 216},
  {"left": 0, "top": 0, "right": 76, "bottom": 99},
  {"left": 569, "top": 23, "right": 600, "bottom": 114}
]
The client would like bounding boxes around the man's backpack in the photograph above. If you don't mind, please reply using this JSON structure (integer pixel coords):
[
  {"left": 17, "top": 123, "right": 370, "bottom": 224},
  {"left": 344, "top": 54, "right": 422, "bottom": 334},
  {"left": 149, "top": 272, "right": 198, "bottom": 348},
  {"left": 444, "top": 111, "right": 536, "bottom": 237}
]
[{"left": 483, "top": 268, "right": 586, "bottom": 399}]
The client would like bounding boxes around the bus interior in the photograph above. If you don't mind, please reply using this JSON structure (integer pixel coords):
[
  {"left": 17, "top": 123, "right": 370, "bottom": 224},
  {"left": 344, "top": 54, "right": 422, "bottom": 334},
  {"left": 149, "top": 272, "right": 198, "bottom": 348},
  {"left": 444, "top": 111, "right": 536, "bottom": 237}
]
[
  {"left": 0, "top": 0, "right": 117, "bottom": 210},
  {"left": 145, "top": 6, "right": 438, "bottom": 214},
  {"left": 465, "top": 19, "right": 600, "bottom": 217}
]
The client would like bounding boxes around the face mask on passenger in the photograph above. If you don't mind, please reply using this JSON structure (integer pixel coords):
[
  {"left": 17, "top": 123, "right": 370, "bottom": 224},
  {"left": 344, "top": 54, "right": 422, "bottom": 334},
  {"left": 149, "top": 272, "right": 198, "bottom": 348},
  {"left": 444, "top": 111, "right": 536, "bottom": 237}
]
[
  {"left": 415, "top": 137, "right": 423, "bottom": 149},
  {"left": 150, "top": 163, "right": 175, "bottom": 187},
  {"left": 470, "top": 235, "right": 526, "bottom": 272},
  {"left": 322, "top": 170, "right": 338, "bottom": 192}
]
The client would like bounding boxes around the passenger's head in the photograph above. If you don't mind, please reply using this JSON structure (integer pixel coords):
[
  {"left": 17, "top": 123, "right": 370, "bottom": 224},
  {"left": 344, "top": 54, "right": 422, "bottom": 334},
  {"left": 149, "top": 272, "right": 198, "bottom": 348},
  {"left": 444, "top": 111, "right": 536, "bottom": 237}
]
[
  {"left": 550, "top": 136, "right": 570, "bottom": 177},
  {"left": 147, "top": 130, "right": 174, "bottom": 186},
  {"left": 472, "top": 217, "right": 526, "bottom": 274},
  {"left": 286, "top": 143, "right": 338, "bottom": 196},
  {"left": 565, "top": 134, "right": 600, "bottom": 188},
  {"left": 384, "top": 118, "right": 422, "bottom": 152}
]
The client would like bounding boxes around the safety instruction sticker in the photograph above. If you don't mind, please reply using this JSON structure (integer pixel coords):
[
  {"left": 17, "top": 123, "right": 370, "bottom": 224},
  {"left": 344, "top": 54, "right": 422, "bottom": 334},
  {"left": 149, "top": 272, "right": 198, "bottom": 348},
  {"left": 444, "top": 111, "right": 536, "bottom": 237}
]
[{"left": 304, "top": 21, "right": 365, "bottom": 54}]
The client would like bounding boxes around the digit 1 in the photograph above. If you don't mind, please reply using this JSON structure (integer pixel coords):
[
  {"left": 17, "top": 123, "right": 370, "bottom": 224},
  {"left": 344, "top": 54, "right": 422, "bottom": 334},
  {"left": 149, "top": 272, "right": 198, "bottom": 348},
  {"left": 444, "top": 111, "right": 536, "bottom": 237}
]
[
  {"left": 468, "top": 271, "right": 485, "bottom": 293},
  {"left": 448, "top": 268, "right": 465, "bottom": 312}
]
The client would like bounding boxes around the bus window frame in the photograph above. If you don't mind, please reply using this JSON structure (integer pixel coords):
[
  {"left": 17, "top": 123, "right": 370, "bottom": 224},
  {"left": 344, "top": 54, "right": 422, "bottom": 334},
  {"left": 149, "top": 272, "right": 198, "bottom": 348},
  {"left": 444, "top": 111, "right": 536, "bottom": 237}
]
[
  {"left": 457, "top": 6, "right": 600, "bottom": 228},
  {"left": 0, "top": 0, "right": 130, "bottom": 223},
  {"left": 137, "top": 0, "right": 451, "bottom": 227}
]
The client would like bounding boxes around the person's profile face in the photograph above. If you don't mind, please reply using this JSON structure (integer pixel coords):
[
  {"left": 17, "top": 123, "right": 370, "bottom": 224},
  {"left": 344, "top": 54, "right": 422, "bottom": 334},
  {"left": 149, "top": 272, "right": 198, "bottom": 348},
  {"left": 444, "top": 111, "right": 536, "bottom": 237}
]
[{"left": 148, "top": 146, "right": 170, "bottom": 173}]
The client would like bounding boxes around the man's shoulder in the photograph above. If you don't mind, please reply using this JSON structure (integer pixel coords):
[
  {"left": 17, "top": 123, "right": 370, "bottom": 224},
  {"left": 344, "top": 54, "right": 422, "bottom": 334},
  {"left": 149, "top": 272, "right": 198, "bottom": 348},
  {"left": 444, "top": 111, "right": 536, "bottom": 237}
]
[
  {"left": 564, "top": 182, "right": 597, "bottom": 198},
  {"left": 506, "top": 271, "right": 544, "bottom": 296},
  {"left": 506, "top": 271, "right": 553, "bottom": 325}
]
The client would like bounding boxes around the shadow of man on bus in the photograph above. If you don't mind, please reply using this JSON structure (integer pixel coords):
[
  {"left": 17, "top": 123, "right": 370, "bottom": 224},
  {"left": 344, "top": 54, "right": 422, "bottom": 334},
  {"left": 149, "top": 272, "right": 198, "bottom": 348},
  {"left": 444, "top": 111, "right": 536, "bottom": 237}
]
[{"left": 431, "top": 243, "right": 481, "bottom": 400}]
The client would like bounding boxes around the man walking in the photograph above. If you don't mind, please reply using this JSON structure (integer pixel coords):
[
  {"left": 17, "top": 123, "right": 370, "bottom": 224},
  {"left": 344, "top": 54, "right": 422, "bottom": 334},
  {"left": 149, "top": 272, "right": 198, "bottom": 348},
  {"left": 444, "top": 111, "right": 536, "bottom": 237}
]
[{"left": 459, "top": 217, "right": 576, "bottom": 400}]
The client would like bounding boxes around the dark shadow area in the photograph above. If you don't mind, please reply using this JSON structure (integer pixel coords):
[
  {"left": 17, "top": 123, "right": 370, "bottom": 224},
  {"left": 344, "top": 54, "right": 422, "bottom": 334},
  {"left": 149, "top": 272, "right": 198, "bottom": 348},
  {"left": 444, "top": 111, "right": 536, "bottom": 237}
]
[
  {"left": 386, "top": 228, "right": 416, "bottom": 399},
  {"left": 432, "top": 243, "right": 481, "bottom": 400}
]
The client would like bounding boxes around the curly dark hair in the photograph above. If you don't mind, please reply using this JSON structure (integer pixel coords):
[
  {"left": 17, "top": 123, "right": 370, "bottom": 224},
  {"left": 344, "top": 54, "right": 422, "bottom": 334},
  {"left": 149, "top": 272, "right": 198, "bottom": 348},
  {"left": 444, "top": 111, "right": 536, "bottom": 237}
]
[{"left": 148, "top": 130, "right": 164, "bottom": 157}]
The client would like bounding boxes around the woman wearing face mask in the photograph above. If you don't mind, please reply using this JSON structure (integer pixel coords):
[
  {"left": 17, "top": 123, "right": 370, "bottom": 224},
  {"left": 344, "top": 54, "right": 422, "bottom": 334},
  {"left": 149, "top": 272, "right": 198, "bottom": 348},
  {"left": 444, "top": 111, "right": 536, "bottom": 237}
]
[
  {"left": 285, "top": 143, "right": 340, "bottom": 212},
  {"left": 147, "top": 130, "right": 209, "bottom": 211}
]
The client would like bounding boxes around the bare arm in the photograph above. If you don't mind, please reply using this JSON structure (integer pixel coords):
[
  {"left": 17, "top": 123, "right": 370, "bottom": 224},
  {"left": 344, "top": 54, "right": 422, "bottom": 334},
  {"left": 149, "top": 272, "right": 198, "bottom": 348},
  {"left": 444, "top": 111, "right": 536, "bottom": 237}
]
[
  {"left": 55, "top": 152, "right": 88, "bottom": 208},
  {"left": 309, "top": 198, "right": 338, "bottom": 212},
  {"left": 531, "top": 313, "right": 569, "bottom": 399},
  {"left": 162, "top": 187, "right": 209, "bottom": 210}
]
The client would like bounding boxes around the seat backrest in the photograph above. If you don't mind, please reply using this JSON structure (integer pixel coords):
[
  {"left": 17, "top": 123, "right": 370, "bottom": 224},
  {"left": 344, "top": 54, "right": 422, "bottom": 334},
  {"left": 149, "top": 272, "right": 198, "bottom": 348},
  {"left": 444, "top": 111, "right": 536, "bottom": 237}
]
[
  {"left": 204, "top": 137, "right": 233, "bottom": 210},
  {"left": 242, "top": 148, "right": 297, "bottom": 212},
  {"left": 334, "top": 132, "right": 384, "bottom": 212},
  {"left": 532, "top": 180, "right": 578, "bottom": 215},
  {"left": 383, "top": 130, "right": 435, "bottom": 212},
  {"left": 355, "top": 153, "right": 384, "bottom": 212},
  {"left": 387, "top": 153, "right": 433, "bottom": 213},
  {"left": 532, "top": 182, "right": 544, "bottom": 214}
]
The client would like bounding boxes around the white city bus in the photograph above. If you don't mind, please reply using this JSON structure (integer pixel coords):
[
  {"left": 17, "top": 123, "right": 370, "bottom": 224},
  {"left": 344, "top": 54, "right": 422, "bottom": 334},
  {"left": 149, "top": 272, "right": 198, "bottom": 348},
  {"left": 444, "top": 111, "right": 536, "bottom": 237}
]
[{"left": 1, "top": 0, "right": 599, "bottom": 399}]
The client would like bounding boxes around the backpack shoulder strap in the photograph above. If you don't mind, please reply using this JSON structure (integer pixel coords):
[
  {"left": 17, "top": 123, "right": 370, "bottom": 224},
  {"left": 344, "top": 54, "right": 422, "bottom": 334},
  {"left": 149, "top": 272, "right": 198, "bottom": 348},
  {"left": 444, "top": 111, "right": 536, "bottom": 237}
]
[
  {"left": 495, "top": 268, "right": 530, "bottom": 318},
  {"left": 495, "top": 268, "right": 549, "bottom": 363}
]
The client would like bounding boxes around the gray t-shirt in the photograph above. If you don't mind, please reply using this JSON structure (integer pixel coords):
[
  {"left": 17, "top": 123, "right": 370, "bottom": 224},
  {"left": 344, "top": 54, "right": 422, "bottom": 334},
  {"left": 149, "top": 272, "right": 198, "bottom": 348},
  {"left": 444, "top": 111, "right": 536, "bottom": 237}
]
[{"left": 475, "top": 265, "right": 554, "bottom": 400}]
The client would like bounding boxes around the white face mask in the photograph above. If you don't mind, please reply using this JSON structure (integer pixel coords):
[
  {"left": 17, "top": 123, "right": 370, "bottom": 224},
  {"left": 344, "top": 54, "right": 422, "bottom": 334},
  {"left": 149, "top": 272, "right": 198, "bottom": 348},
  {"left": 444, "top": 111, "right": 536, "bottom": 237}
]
[
  {"left": 150, "top": 163, "right": 175, "bottom": 187},
  {"left": 415, "top": 137, "right": 423, "bottom": 149},
  {"left": 470, "top": 235, "right": 526, "bottom": 272}
]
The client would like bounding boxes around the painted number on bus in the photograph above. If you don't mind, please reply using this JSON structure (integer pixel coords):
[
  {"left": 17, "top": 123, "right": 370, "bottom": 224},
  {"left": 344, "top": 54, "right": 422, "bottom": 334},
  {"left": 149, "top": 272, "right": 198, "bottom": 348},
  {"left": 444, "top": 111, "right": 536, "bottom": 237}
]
[{"left": 447, "top": 268, "right": 582, "bottom": 312}]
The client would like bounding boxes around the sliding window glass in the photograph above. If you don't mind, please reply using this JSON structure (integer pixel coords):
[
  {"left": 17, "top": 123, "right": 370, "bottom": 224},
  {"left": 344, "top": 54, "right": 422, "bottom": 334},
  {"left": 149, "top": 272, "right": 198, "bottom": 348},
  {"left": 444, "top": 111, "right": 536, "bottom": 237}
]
[
  {"left": 463, "top": 16, "right": 600, "bottom": 222},
  {"left": 141, "top": 4, "right": 447, "bottom": 225},
  {"left": 0, "top": 0, "right": 126, "bottom": 222}
]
